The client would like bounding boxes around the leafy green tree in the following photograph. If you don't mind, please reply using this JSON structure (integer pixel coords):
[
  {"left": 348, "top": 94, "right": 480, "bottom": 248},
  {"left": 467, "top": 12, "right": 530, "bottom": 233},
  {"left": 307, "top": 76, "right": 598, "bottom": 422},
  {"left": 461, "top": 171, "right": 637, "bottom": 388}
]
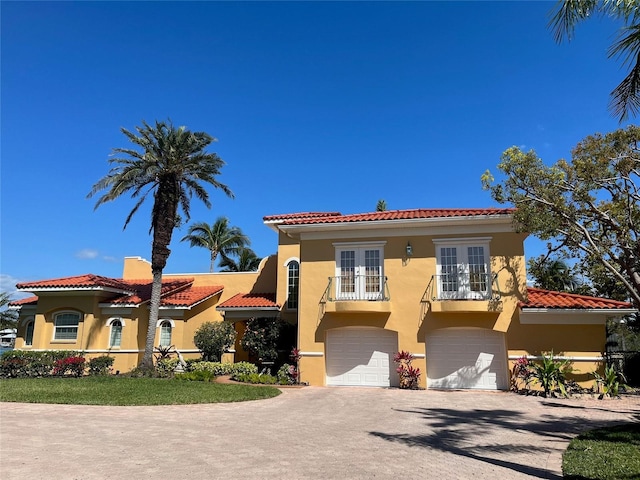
[
  {"left": 219, "top": 247, "right": 261, "bottom": 272},
  {"left": 548, "top": 0, "right": 640, "bottom": 121},
  {"left": 181, "top": 217, "right": 249, "bottom": 272},
  {"left": 193, "top": 321, "right": 237, "bottom": 362},
  {"left": 241, "top": 317, "right": 283, "bottom": 364},
  {"left": 527, "top": 256, "right": 583, "bottom": 293},
  {"left": 376, "top": 199, "right": 387, "bottom": 212},
  {"left": 0, "top": 292, "right": 18, "bottom": 330},
  {"left": 88, "top": 120, "right": 233, "bottom": 369},
  {"left": 482, "top": 126, "right": 640, "bottom": 309}
]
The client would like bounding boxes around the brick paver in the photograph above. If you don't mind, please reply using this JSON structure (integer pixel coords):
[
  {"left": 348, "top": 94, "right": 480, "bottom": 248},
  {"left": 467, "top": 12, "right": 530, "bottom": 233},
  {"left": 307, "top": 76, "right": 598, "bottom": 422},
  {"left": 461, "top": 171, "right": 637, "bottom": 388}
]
[{"left": 1, "top": 388, "right": 638, "bottom": 479}]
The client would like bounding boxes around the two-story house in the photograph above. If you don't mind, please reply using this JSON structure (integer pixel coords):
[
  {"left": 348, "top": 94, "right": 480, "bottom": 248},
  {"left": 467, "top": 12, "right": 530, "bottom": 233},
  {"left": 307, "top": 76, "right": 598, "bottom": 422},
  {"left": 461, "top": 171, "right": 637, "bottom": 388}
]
[{"left": 10, "top": 208, "right": 635, "bottom": 388}]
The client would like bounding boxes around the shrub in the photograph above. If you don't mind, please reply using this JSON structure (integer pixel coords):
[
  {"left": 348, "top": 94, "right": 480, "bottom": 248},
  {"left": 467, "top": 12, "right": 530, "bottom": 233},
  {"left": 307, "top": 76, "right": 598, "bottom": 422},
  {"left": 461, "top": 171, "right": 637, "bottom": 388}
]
[
  {"left": 393, "top": 350, "right": 421, "bottom": 389},
  {"left": 193, "top": 321, "right": 237, "bottom": 362},
  {"left": 190, "top": 361, "right": 258, "bottom": 377},
  {"left": 241, "top": 317, "right": 283, "bottom": 363},
  {"left": 53, "top": 356, "right": 86, "bottom": 377},
  {"left": 87, "top": 356, "right": 114, "bottom": 376},
  {"left": 277, "top": 363, "right": 298, "bottom": 385},
  {"left": 593, "top": 364, "right": 629, "bottom": 398},
  {"left": 510, "top": 356, "right": 535, "bottom": 393},
  {"left": 0, "top": 350, "right": 83, "bottom": 378},
  {"left": 233, "top": 372, "right": 278, "bottom": 384},
  {"left": 156, "top": 358, "right": 180, "bottom": 378},
  {"left": 174, "top": 370, "right": 215, "bottom": 382},
  {"left": 531, "top": 351, "right": 572, "bottom": 397}
]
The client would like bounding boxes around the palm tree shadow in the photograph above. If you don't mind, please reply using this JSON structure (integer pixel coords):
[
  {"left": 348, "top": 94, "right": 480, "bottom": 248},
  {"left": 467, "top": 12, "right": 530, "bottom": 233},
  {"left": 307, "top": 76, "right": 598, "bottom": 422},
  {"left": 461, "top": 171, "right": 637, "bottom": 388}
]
[{"left": 370, "top": 406, "right": 634, "bottom": 479}]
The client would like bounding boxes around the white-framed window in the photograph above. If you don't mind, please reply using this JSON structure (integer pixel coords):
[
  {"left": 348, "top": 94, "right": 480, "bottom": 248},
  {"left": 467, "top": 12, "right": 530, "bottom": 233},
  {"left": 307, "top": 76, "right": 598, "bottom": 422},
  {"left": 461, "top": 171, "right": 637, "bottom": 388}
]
[
  {"left": 333, "top": 242, "right": 386, "bottom": 300},
  {"left": 24, "top": 318, "right": 35, "bottom": 346},
  {"left": 53, "top": 311, "right": 81, "bottom": 341},
  {"left": 434, "top": 238, "right": 491, "bottom": 300},
  {"left": 158, "top": 320, "right": 172, "bottom": 347},
  {"left": 106, "top": 318, "right": 124, "bottom": 348},
  {"left": 286, "top": 260, "right": 300, "bottom": 310}
]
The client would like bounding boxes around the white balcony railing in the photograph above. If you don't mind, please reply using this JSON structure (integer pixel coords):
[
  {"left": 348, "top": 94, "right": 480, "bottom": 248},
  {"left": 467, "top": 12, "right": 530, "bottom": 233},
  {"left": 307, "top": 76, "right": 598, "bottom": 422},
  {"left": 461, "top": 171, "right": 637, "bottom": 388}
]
[
  {"left": 430, "top": 272, "right": 500, "bottom": 301},
  {"left": 325, "top": 275, "right": 390, "bottom": 302}
]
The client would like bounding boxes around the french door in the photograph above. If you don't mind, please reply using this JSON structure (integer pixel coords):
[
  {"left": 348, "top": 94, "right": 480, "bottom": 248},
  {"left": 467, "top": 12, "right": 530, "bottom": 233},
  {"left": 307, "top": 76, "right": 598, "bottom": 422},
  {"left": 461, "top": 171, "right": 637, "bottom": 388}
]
[{"left": 335, "top": 246, "right": 383, "bottom": 300}]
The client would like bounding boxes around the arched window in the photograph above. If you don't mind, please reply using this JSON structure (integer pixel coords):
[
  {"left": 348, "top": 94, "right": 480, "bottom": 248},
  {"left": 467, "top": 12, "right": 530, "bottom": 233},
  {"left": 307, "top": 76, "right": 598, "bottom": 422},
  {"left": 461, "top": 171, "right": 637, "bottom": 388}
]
[
  {"left": 54, "top": 311, "right": 81, "bottom": 341},
  {"left": 287, "top": 260, "right": 300, "bottom": 310},
  {"left": 109, "top": 320, "right": 123, "bottom": 348},
  {"left": 159, "top": 321, "right": 172, "bottom": 347},
  {"left": 25, "top": 320, "right": 34, "bottom": 346}
]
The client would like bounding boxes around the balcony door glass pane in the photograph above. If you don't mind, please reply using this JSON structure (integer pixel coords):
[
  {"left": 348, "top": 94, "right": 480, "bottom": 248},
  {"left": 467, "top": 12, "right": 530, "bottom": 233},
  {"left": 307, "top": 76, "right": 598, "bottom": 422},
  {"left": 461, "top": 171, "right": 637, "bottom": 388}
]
[
  {"left": 364, "top": 249, "right": 382, "bottom": 297},
  {"left": 468, "top": 246, "right": 487, "bottom": 293},
  {"left": 339, "top": 250, "right": 356, "bottom": 296},
  {"left": 440, "top": 247, "right": 459, "bottom": 295}
]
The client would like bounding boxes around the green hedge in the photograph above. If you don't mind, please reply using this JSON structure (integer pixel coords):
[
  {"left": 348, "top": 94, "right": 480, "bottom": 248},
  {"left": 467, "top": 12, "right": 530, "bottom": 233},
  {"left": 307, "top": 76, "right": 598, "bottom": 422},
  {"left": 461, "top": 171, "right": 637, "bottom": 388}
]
[
  {"left": 189, "top": 361, "right": 258, "bottom": 377},
  {"left": 0, "top": 350, "right": 84, "bottom": 378}
]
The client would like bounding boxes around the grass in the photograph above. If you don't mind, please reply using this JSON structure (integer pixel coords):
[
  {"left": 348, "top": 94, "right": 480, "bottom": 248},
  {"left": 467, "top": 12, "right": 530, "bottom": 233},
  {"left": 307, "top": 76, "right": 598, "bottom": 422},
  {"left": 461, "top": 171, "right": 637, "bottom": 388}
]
[
  {"left": 563, "top": 423, "right": 640, "bottom": 480},
  {"left": 0, "top": 376, "right": 281, "bottom": 405}
]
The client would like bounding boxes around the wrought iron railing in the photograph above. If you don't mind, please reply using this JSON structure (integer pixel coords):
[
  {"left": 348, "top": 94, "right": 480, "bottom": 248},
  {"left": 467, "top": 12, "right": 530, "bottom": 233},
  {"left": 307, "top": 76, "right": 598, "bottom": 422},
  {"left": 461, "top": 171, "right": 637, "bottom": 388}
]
[
  {"left": 428, "top": 272, "right": 500, "bottom": 301},
  {"left": 324, "top": 275, "right": 390, "bottom": 302}
]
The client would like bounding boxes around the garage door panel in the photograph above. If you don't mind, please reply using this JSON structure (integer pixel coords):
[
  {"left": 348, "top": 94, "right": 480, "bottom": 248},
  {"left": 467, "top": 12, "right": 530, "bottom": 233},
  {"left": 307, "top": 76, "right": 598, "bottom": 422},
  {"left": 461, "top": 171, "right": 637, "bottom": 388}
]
[
  {"left": 426, "top": 328, "right": 507, "bottom": 390},
  {"left": 326, "top": 328, "right": 398, "bottom": 387}
]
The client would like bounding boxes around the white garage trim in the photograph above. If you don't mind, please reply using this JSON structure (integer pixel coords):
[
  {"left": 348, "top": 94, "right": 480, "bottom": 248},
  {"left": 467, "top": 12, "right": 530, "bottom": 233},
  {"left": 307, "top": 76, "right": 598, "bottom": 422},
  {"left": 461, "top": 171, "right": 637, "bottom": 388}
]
[
  {"left": 426, "top": 328, "right": 508, "bottom": 390},
  {"left": 326, "top": 327, "right": 398, "bottom": 387}
]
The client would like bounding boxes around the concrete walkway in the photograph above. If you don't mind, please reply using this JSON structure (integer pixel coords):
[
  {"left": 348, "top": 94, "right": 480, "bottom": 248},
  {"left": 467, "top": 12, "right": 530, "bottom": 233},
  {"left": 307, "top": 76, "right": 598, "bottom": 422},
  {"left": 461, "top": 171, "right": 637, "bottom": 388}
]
[{"left": 1, "top": 388, "right": 638, "bottom": 479}]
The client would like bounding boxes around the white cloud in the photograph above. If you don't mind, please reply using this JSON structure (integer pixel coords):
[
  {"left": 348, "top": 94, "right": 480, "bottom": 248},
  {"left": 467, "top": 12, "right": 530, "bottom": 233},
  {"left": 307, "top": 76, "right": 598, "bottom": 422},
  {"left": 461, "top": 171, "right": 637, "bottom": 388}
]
[
  {"left": 76, "top": 249, "right": 99, "bottom": 259},
  {"left": 102, "top": 256, "right": 118, "bottom": 262},
  {"left": 0, "top": 274, "right": 31, "bottom": 299}
]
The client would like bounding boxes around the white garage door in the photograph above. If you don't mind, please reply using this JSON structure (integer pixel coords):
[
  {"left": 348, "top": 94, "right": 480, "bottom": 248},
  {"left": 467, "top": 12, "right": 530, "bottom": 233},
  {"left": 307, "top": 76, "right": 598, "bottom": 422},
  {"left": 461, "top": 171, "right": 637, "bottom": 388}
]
[
  {"left": 326, "top": 327, "right": 398, "bottom": 387},
  {"left": 426, "top": 328, "right": 508, "bottom": 390}
]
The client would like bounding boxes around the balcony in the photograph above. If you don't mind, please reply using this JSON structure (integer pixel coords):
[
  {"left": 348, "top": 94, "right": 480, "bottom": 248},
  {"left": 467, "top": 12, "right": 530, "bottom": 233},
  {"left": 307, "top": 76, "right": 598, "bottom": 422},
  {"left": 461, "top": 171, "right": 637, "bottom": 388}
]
[
  {"left": 427, "top": 272, "right": 502, "bottom": 313},
  {"left": 323, "top": 275, "right": 391, "bottom": 313}
]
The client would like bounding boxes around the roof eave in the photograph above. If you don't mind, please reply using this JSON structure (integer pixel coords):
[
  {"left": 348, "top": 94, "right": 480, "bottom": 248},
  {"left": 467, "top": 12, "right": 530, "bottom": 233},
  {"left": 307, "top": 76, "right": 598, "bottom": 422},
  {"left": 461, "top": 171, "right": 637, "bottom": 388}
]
[{"left": 277, "top": 214, "right": 515, "bottom": 235}]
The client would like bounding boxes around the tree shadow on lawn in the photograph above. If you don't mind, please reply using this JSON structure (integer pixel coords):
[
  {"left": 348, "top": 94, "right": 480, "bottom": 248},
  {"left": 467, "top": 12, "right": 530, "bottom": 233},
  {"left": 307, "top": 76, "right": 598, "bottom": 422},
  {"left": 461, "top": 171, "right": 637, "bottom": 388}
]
[{"left": 370, "top": 406, "right": 636, "bottom": 479}]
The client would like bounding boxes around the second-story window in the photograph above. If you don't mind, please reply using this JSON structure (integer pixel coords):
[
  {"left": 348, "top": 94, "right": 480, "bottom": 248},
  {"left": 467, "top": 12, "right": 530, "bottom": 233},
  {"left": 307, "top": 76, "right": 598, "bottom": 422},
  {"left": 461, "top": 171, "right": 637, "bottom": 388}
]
[
  {"left": 53, "top": 312, "right": 81, "bottom": 341},
  {"left": 434, "top": 238, "right": 490, "bottom": 300},
  {"left": 334, "top": 242, "right": 385, "bottom": 300},
  {"left": 287, "top": 260, "right": 299, "bottom": 309}
]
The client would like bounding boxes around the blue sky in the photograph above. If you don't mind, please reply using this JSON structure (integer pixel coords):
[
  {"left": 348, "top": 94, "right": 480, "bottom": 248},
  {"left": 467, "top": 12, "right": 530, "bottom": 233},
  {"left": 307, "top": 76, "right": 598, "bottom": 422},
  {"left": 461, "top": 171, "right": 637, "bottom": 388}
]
[{"left": 1, "top": 1, "right": 632, "bottom": 297}]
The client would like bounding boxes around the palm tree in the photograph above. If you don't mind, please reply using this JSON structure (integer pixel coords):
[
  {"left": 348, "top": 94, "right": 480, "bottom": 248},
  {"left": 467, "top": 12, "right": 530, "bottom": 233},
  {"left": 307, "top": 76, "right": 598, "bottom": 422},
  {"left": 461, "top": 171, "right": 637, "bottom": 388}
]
[
  {"left": 0, "top": 292, "right": 18, "bottom": 330},
  {"left": 181, "top": 217, "right": 249, "bottom": 272},
  {"left": 88, "top": 120, "right": 233, "bottom": 369},
  {"left": 376, "top": 199, "right": 387, "bottom": 212},
  {"left": 549, "top": 1, "right": 640, "bottom": 121},
  {"left": 219, "top": 247, "right": 262, "bottom": 272},
  {"left": 528, "top": 256, "right": 581, "bottom": 293}
]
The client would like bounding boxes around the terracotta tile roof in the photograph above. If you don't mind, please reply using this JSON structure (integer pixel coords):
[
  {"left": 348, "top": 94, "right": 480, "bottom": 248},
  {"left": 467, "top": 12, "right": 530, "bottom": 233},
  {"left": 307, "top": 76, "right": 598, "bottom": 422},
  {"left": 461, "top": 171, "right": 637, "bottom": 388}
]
[
  {"left": 16, "top": 274, "right": 132, "bottom": 291},
  {"left": 8, "top": 296, "right": 38, "bottom": 306},
  {"left": 263, "top": 212, "right": 342, "bottom": 222},
  {"left": 161, "top": 285, "right": 224, "bottom": 307},
  {"left": 217, "top": 293, "right": 279, "bottom": 309},
  {"left": 272, "top": 208, "right": 515, "bottom": 225},
  {"left": 104, "top": 278, "right": 195, "bottom": 305},
  {"left": 522, "top": 287, "right": 634, "bottom": 310}
]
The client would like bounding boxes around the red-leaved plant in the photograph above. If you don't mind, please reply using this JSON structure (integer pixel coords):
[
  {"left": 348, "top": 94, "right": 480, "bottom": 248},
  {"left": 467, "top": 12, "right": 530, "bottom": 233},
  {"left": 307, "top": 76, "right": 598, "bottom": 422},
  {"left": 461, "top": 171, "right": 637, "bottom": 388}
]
[
  {"left": 393, "top": 350, "right": 421, "bottom": 389},
  {"left": 53, "top": 356, "right": 86, "bottom": 377}
]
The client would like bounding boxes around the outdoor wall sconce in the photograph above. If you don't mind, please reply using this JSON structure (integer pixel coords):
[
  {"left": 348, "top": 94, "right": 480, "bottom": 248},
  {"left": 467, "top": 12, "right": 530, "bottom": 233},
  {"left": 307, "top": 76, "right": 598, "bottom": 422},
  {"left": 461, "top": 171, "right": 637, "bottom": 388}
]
[{"left": 406, "top": 242, "right": 413, "bottom": 257}]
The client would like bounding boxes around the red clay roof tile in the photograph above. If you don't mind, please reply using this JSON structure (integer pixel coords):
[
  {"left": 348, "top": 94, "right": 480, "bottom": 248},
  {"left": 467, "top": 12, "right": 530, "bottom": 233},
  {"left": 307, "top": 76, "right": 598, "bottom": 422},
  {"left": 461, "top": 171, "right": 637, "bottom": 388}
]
[
  {"left": 217, "top": 293, "right": 278, "bottom": 309},
  {"left": 8, "top": 296, "right": 38, "bottom": 306},
  {"left": 522, "top": 287, "right": 634, "bottom": 310},
  {"left": 271, "top": 208, "right": 515, "bottom": 225},
  {"left": 16, "top": 274, "right": 132, "bottom": 291},
  {"left": 263, "top": 212, "right": 342, "bottom": 222},
  {"left": 161, "top": 285, "right": 224, "bottom": 307}
]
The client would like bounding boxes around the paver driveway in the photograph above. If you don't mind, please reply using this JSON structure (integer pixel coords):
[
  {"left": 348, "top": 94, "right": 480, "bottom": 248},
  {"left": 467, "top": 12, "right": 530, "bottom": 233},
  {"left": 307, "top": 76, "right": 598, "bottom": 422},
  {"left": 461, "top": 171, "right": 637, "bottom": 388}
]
[{"left": 1, "top": 387, "right": 638, "bottom": 479}]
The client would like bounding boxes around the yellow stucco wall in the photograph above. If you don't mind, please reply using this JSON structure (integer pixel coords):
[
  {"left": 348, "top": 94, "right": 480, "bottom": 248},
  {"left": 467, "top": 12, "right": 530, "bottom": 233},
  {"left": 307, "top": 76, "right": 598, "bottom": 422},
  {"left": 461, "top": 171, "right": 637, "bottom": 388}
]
[{"left": 296, "top": 231, "right": 532, "bottom": 387}]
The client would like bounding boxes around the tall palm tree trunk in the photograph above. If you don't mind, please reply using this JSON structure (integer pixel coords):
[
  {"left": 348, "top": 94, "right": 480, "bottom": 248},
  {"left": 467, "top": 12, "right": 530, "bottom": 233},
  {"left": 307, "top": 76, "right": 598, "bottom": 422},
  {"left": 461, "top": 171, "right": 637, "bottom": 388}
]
[{"left": 141, "top": 268, "right": 164, "bottom": 369}]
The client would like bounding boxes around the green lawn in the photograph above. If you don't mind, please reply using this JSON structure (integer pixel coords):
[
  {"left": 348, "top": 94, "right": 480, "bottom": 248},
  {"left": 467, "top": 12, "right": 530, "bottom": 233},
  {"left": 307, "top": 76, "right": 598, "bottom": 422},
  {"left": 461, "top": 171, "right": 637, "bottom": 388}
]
[
  {"left": 563, "top": 423, "right": 640, "bottom": 480},
  {"left": 0, "top": 376, "right": 281, "bottom": 405}
]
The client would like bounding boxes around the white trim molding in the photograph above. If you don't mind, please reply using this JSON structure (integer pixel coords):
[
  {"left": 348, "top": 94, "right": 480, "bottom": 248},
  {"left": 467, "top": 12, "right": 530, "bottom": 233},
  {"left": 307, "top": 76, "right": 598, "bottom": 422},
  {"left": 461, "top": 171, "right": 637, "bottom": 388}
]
[
  {"left": 283, "top": 256, "right": 300, "bottom": 267},
  {"left": 299, "top": 351, "right": 324, "bottom": 357},
  {"left": 105, "top": 317, "right": 126, "bottom": 327},
  {"left": 508, "top": 354, "right": 604, "bottom": 362},
  {"left": 156, "top": 318, "right": 176, "bottom": 328},
  {"left": 519, "top": 309, "right": 636, "bottom": 325}
]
